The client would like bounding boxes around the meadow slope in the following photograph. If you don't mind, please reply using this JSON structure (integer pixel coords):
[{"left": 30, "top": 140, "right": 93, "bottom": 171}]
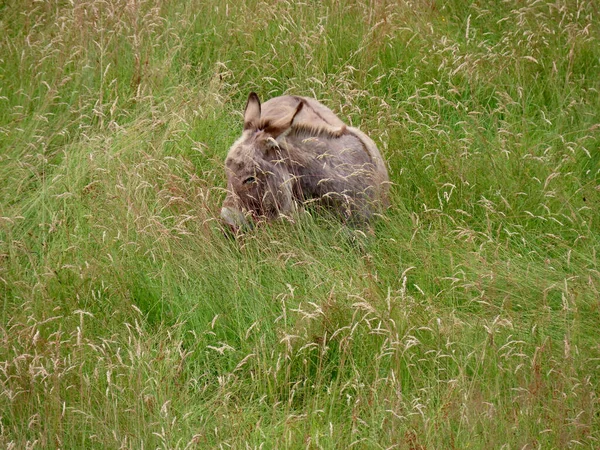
[{"left": 0, "top": 0, "right": 599, "bottom": 448}]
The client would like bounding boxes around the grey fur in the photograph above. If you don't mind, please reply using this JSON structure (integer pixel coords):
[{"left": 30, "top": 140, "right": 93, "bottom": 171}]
[{"left": 221, "top": 92, "right": 389, "bottom": 229}]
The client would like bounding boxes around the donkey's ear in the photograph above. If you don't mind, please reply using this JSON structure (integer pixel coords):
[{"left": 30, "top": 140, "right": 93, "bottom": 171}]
[
  {"left": 264, "top": 99, "right": 304, "bottom": 138},
  {"left": 244, "top": 92, "right": 261, "bottom": 130}
]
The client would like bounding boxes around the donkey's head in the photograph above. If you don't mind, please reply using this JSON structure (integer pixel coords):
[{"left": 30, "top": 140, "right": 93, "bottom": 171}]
[{"left": 221, "top": 92, "right": 304, "bottom": 230}]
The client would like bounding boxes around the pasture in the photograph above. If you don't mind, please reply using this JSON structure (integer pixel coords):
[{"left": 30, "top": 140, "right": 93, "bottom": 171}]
[{"left": 0, "top": 0, "right": 598, "bottom": 448}]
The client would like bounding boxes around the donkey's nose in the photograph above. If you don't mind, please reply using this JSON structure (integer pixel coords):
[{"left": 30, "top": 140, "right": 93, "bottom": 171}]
[{"left": 220, "top": 207, "right": 252, "bottom": 230}]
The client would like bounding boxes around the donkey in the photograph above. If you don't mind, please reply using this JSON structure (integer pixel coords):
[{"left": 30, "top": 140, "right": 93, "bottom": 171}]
[{"left": 221, "top": 92, "right": 389, "bottom": 229}]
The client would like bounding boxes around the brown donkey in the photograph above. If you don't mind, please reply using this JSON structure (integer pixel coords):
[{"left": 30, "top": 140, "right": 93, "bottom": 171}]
[{"left": 221, "top": 92, "right": 389, "bottom": 229}]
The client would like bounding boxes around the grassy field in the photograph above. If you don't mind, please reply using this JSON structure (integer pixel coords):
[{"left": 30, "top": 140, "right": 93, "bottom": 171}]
[{"left": 1, "top": 0, "right": 599, "bottom": 448}]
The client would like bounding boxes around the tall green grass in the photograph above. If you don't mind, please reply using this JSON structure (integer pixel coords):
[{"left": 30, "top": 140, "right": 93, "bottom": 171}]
[{"left": 1, "top": 0, "right": 598, "bottom": 448}]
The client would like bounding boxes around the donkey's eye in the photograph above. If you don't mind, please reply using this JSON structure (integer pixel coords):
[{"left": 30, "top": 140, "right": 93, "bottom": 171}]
[{"left": 243, "top": 176, "right": 256, "bottom": 185}]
